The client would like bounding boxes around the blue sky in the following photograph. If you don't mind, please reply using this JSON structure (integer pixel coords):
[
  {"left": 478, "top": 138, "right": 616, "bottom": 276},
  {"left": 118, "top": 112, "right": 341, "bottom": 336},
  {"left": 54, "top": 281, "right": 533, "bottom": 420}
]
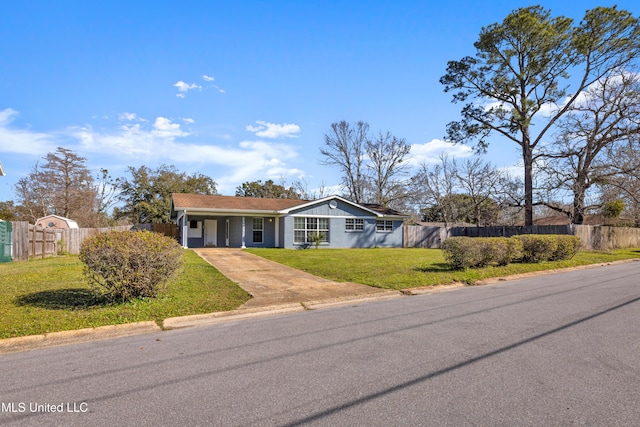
[{"left": 2, "top": 0, "right": 639, "bottom": 203}]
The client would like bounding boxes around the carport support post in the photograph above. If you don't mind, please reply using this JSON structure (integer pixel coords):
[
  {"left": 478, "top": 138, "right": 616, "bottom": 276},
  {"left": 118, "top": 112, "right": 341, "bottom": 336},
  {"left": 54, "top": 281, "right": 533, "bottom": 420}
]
[
  {"left": 182, "top": 211, "right": 189, "bottom": 248},
  {"left": 241, "top": 216, "right": 246, "bottom": 248}
]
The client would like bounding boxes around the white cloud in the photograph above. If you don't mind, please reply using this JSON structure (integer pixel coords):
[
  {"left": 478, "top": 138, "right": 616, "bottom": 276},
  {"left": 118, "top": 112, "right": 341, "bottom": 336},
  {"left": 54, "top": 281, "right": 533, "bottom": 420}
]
[
  {"left": 407, "top": 139, "right": 473, "bottom": 166},
  {"left": 71, "top": 125, "right": 302, "bottom": 193},
  {"left": 152, "top": 117, "right": 189, "bottom": 139},
  {"left": 118, "top": 112, "right": 147, "bottom": 122},
  {"left": 246, "top": 120, "right": 301, "bottom": 139},
  {"left": 0, "top": 108, "right": 18, "bottom": 126},
  {"left": 204, "top": 75, "right": 225, "bottom": 93},
  {"left": 69, "top": 116, "right": 192, "bottom": 158},
  {"left": 0, "top": 108, "right": 56, "bottom": 155},
  {"left": 0, "top": 108, "right": 306, "bottom": 195},
  {"left": 181, "top": 117, "right": 195, "bottom": 124},
  {"left": 175, "top": 76, "right": 225, "bottom": 96},
  {"left": 173, "top": 81, "right": 202, "bottom": 98}
]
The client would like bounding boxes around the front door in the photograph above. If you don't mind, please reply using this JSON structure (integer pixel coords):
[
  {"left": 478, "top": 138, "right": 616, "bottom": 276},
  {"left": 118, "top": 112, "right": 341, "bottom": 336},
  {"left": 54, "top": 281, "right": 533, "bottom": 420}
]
[
  {"left": 225, "top": 219, "right": 230, "bottom": 247},
  {"left": 205, "top": 220, "right": 217, "bottom": 247}
]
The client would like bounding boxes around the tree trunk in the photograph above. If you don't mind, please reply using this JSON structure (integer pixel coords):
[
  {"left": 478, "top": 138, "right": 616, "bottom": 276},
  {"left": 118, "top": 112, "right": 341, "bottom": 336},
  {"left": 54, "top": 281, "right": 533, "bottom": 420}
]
[
  {"left": 572, "top": 180, "right": 586, "bottom": 225},
  {"left": 523, "top": 146, "right": 534, "bottom": 226}
]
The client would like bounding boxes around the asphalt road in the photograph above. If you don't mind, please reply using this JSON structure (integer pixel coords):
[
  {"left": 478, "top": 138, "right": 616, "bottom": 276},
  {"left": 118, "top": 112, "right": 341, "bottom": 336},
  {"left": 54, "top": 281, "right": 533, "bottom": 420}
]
[{"left": 1, "top": 261, "right": 639, "bottom": 426}]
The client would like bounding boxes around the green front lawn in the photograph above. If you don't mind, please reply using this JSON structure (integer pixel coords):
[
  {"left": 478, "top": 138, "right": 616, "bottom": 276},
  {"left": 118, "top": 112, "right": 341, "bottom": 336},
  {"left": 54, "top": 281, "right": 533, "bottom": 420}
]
[
  {"left": 246, "top": 247, "right": 640, "bottom": 290},
  {"left": 2, "top": 247, "right": 638, "bottom": 340},
  {"left": 0, "top": 250, "right": 251, "bottom": 339}
]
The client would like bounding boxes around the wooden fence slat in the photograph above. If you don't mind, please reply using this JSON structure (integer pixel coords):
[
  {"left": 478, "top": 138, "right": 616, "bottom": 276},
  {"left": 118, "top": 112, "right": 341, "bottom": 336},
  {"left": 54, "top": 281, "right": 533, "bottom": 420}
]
[
  {"left": 9, "top": 223, "right": 178, "bottom": 260},
  {"left": 405, "top": 224, "right": 640, "bottom": 250}
]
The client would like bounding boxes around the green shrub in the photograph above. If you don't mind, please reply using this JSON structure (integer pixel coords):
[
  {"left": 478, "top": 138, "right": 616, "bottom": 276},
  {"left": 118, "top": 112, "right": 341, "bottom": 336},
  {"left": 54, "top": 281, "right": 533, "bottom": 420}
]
[
  {"left": 442, "top": 237, "right": 483, "bottom": 269},
  {"left": 442, "top": 234, "right": 578, "bottom": 268},
  {"left": 79, "top": 230, "right": 184, "bottom": 302},
  {"left": 512, "top": 235, "right": 557, "bottom": 263},
  {"left": 307, "top": 232, "right": 325, "bottom": 249},
  {"left": 505, "top": 237, "right": 524, "bottom": 264},
  {"left": 442, "top": 237, "right": 521, "bottom": 268},
  {"left": 482, "top": 237, "right": 523, "bottom": 266},
  {"left": 511, "top": 234, "right": 582, "bottom": 263},
  {"left": 551, "top": 235, "right": 581, "bottom": 260}
]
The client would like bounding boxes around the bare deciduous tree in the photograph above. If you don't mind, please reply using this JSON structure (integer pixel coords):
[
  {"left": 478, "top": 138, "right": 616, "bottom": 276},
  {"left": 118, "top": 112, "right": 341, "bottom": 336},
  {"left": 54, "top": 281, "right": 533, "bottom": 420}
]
[
  {"left": 454, "top": 157, "right": 503, "bottom": 226},
  {"left": 366, "top": 131, "right": 411, "bottom": 208},
  {"left": 14, "top": 147, "right": 99, "bottom": 225},
  {"left": 411, "top": 155, "right": 515, "bottom": 226},
  {"left": 410, "top": 155, "right": 459, "bottom": 226},
  {"left": 320, "top": 121, "right": 369, "bottom": 204},
  {"left": 599, "top": 139, "right": 640, "bottom": 226},
  {"left": 441, "top": 6, "right": 640, "bottom": 225},
  {"left": 321, "top": 121, "right": 411, "bottom": 209},
  {"left": 540, "top": 71, "right": 640, "bottom": 223}
]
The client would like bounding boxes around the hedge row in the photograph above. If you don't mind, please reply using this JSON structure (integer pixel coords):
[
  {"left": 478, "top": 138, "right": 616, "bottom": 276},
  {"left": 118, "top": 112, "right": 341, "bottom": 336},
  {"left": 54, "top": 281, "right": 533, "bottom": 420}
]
[{"left": 442, "top": 234, "right": 581, "bottom": 269}]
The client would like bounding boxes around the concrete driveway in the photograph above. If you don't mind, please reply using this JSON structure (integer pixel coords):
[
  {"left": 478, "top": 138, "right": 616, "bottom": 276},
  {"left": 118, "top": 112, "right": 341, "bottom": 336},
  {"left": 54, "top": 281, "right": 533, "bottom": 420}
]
[{"left": 193, "top": 248, "right": 394, "bottom": 308}]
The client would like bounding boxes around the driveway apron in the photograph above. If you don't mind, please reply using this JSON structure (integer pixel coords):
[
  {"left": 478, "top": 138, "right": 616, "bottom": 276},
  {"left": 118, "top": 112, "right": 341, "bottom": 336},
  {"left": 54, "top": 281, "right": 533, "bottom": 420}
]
[{"left": 193, "top": 248, "right": 390, "bottom": 308}]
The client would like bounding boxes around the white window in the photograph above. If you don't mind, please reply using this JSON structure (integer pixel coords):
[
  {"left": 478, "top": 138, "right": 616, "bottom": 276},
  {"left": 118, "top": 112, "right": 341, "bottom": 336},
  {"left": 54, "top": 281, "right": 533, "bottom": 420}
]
[
  {"left": 252, "top": 218, "right": 263, "bottom": 243},
  {"left": 376, "top": 220, "right": 393, "bottom": 232},
  {"left": 345, "top": 218, "right": 364, "bottom": 231},
  {"left": 294, "top": 217, "right": 329, "bottom": 243}
]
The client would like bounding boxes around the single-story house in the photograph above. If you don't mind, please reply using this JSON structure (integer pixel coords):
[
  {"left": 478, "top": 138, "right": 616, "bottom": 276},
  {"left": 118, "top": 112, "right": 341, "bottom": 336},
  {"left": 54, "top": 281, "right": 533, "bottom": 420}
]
[
  {"left": 170, "top": 193, "right": 408, "bottom": 249},
  {"left": 35, "top": 214, "right": 79, "bottom": 229}
]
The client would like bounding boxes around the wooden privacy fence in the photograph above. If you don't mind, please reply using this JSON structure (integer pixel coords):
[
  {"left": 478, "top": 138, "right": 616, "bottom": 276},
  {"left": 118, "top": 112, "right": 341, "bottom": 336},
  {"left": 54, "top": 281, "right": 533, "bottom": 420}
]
[
  {"left": 572, "top": 225, "right": 640, "bottom": 250},
  {"left": 405, "top": 224, "right": 640, "bottom": 250},
  {"left": 10, "top": 222, "right": 62, "bottom": 261},
  {"left": 9, "top": 222, "right": 179, "bottom": 261},
  {"left": 59, "top": 225, "right": 133, "bottom": 255},
  {"left": 133, "top": 223, "right": 179, "bottom": 239}
]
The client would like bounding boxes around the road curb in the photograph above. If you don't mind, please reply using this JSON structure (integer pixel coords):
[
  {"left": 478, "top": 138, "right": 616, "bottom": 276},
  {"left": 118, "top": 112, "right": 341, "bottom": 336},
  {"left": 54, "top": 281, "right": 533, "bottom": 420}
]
[
  {"left": 474, "top": 258, "right": 640, "bottom": 286},
  {"left": 0, "top": 321, "right": 161, "bottom": 355},
  {"left": 401, "top": 283, "right": 466, "bottom": 295},
  {"left": 162, "top": 303, "right": 306, "bottom": 330},
  {"left": 302, "top": 290, "right": 403, "bottom": 310}
]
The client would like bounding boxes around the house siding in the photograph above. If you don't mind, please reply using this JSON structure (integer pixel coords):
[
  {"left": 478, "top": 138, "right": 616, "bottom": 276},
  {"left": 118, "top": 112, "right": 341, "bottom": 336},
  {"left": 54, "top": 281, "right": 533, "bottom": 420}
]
[
  {"left": 174, "top": 195, "right": 405, "bottom": 249},
  {"left": 282, "top": 201, "right": 404, "bottom": 249},
  {"left": 287, "top": 199, "right": 366, "bottom": 217},
  {"left": 182, "top": 215, "right": 280, "bottom": 248}
]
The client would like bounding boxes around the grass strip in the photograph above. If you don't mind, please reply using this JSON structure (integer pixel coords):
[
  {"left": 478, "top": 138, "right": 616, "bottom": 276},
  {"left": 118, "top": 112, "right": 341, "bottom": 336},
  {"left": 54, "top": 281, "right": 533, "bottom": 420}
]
[
  {"left": 0, "top": 250, "right": 250, "bottom": 339},
  {"left": 246, "top": 247, "right": 640, "bottom": 290}
]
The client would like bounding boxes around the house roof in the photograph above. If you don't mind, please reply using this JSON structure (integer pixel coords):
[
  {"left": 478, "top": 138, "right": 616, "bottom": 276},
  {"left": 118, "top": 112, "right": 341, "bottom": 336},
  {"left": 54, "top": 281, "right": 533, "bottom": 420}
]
[
  {"left": 171, "top": 193, "right": 408, "bottom": 218},
  {"left": 171, "top": 193, "right": 307, "bottom": 213}
]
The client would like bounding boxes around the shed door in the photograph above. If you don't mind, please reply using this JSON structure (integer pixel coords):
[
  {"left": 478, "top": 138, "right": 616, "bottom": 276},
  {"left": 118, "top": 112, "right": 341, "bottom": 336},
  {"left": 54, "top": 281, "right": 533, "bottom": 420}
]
[{"left": 205, "top": 220, "right": 217, "bottom": 247}]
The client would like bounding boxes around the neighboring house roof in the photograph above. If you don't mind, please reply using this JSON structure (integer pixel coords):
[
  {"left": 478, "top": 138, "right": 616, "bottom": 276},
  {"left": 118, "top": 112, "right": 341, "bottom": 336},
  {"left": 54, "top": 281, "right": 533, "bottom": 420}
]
[
  {"left": 534, "top": 214, "right": 605, "bottom": 226},
  {"left": 361, "top": 203, "right": 406, "bottom": 217},
  {"left": 414, "top": 221, "right": 476, "bottom": 227},
  {"left": 171, "top": 193, "right": 408, "bottom": 218},
  {"left": 35, "top": 214, "right": 79, "bottom": 229}
]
